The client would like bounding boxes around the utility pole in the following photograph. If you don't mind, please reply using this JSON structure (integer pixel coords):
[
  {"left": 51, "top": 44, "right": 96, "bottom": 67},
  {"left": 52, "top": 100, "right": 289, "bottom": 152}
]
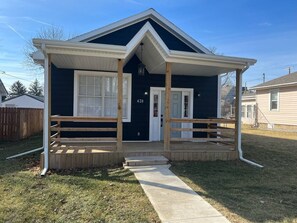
[{"left": 263, "top": 73, "right": 265, "bottom": 83}]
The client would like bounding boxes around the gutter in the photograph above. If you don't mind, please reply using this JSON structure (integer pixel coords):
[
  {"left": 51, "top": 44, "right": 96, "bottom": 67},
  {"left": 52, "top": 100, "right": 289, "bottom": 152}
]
[{"left": 238, "top": 65, "right": 264, "bottom": 168}]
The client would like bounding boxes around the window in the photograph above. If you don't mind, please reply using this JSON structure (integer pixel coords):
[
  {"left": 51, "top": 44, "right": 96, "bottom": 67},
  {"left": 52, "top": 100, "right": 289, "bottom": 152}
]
[
  {"left": 242, "top": 105, "right": 246, "bottom": 118},
  {"left": 270, "top": 90, "right": 279, "bottom": 111},
  {"left": 247, "top": 105, "right": 252, "bottom": 118},
  {"left": 74, "top": 71, "right": 131, "bottom": 122}
]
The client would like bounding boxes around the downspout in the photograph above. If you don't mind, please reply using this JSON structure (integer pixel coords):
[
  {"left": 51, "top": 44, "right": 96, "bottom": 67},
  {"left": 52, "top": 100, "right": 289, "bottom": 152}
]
[
  {"left": 237, "top": 65, "right": 263, "bottom": 168},
  {"left": 41, "top": 43, "right": 49, "bottom": 176}
]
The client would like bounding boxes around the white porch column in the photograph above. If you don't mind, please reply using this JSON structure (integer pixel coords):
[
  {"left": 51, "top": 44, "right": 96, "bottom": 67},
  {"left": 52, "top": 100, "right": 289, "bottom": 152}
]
[
  {"left": 164, "top": 62, "right": 172, "bottom": 151},
  {"left": 41, "top": 53, "right": 51, "bottom": 174},
  {"left": 235, "top": 69, "right": 242, "bottom": 151},
  {"left": 117, "top": 59, "right": 123, "bottom": 151}
]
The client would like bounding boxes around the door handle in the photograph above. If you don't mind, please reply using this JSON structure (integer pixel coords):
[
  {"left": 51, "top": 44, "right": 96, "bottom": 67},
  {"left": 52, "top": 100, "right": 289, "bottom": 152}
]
[{"left": 161, "top": 114, "right": 163, "bottom": 127}]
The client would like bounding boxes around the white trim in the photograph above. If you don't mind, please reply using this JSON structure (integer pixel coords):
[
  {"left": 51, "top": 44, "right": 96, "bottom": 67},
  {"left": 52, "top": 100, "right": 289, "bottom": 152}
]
[
  {"left": 33, "top": 39, "right": 126, "bottom": 59},
  {"left": 149, "top": 87, "right": 193, "bottom": 141},
  {"left": 269, "top": 89, "right": 279, "bottom": 112},
  {"left": 73, "top": 70, "right": 132, "bottom": 122},
  {"left": 69, "top": 8, "right": 212, "bottom": 54},
  {"left": 125, "top": 22, "right": 170, "bottom": 59}
]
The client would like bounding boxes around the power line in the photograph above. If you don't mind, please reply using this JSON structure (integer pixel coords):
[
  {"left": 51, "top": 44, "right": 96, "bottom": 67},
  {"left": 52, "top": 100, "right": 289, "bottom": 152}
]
[{"left": 0, "top": 71, "right": 32, "bottom": 83}]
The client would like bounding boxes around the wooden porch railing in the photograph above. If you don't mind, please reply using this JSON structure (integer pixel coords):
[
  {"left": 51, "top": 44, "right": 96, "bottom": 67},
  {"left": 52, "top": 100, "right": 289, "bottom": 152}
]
[
  {"left": 50, "top": 115, "right": 118, "bottom": 147},
  {"left": 170, "top": 118, "right": 236, "bottom": 147}
]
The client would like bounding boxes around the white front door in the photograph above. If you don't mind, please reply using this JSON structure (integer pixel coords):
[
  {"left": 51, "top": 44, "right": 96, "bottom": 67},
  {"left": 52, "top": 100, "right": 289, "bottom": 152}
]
[{"left": 149, "top": 87, "right": 193, "bottom": 141}]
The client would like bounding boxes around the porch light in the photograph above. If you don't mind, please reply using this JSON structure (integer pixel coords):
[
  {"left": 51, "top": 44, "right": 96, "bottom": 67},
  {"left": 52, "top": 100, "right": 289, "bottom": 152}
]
[{"left": 138, "top": 43, "right": 145, "bottom": 76}]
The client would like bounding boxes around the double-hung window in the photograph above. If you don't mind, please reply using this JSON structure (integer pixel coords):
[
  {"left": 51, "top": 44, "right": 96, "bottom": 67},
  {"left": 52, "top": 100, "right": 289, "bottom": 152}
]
[
  {"left": 74, "top": 71, "right": 131, "bottom": 122},
  {"left": 242, "top": 105, "right": 246, "bottom": 118},
  {"left": 270, "top": 89, "right": 279, "bottom": 111},
  {"left": 247, "top": 105, "right": 253, "bottom": 118}
]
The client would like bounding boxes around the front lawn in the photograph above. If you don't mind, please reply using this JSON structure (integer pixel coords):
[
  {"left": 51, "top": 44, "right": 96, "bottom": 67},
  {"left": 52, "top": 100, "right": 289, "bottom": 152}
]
[
  {"left": 171, "top": 128, "right": 297, "bottom": 223},
  {"left": 0, "top": 135, "right": 160, "bottom": 223}
]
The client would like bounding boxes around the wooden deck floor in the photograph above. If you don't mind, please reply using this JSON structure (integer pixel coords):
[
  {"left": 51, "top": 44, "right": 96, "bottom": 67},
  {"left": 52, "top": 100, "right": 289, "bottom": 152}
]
[{"left": 44, "top": 142, "right": 237, "bottom": 169}]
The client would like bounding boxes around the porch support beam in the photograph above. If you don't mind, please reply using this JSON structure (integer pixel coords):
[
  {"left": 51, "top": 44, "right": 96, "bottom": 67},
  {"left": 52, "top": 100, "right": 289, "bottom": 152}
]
[
  {"left": 164, "top": 62, "right": 172, "bottom": 151},
  {"left": 117, "top": 59, "right": 123, "bottom": 151},
  {"left": 235, "top": 69, "right": 242, "bottom": 152}
]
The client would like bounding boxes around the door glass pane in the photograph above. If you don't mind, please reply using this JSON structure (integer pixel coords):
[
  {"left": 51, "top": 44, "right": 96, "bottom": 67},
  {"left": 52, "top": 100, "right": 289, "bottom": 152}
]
[
  {"left": 153, "top": 94, "right": 158, "bottom": 117},
  {"left": 184, "top": 95, "right": 189, "bottom": 117}
]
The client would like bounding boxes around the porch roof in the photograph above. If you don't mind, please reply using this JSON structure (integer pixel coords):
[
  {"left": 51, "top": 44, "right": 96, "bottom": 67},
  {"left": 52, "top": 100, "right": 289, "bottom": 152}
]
[{"left": 33, "top": 20, "right": 256, "bottom": 76}]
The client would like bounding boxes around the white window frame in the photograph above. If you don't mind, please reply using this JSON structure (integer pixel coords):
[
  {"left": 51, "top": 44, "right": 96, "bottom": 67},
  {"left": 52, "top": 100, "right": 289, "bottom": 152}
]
[
  {"left": 73, "top": 70, "right": 132, "bottom": 122},
  {"left": 269, "top": 89, "right": 279, "bottom": 111},
  {"left": 247, "top": 105, "right": 253, "bottom": 118}
]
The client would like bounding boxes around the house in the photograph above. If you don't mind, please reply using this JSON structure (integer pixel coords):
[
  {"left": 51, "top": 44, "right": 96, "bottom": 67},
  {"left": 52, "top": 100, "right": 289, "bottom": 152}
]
[
  {"left": 241, "top": 90, "right": 256, "bottom": 126},
  {"left": 32, "top": 9, "right": 256, "bottom": 171},
  {"left": 1, "top": 94, "right": 44, "bottom": 109},
  {"left": 221, "top": 84, "right": 235, "bottom": 118},
  {"left": 251, "top": 71, "right": 297, "bottom": 130},
  {"left": 0, "top": 78, "right": 8, "bottom": 106}
]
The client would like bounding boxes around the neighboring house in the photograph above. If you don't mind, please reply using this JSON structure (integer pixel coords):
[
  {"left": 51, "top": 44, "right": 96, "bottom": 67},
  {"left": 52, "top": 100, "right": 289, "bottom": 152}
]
[
  {"left": 241, "top": 90, "right": 256, "bottom": 125},
  {"left": 2, "top": 94, "right": 44, "bottom": 109},
  {"left": 221, "top": 84, "right": 235, "bottom": 118},
  {"left": 251, "top": 71, "right": 297, "bottom": 129},
  {"left": 0, "top": 78, "right": 8, "bottom": 106},
  {"left": 32, "top": 9, "right": 256, "bottom": 170}
]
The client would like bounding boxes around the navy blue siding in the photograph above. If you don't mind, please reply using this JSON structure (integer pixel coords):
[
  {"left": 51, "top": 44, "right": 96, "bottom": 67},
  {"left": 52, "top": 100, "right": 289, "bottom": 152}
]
[
  {"left": 51, "top": 55, "right": 217, "bottom": 140},
  {"left": 89, "top": 19, "right": 203, "bottom": 53}
]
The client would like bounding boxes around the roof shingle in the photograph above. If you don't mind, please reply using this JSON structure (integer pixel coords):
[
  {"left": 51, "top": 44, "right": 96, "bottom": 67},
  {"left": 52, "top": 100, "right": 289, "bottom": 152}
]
[{"left": 252, "top": 72, "right": 297, "bottom": 89}]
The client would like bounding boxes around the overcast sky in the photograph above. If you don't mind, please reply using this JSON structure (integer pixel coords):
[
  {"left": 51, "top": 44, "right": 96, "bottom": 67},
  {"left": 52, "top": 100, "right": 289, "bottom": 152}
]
[{"left": 0, "top": 0, "right": 296, "bottom": 90}]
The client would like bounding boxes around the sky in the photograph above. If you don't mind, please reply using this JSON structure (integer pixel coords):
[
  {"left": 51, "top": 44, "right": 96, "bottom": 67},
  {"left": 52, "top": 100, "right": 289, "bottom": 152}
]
[{"left": 0, "top": 0, "right": 296, "bottom": 91}]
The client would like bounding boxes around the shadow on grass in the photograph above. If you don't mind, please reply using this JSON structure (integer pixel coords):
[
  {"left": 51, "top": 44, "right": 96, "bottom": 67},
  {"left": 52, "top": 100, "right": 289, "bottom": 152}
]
[
  {"left": 0, "top": 134, "right": 43, "bottom": 175},
  {"left": 171, "top": 132, "right": 297, "bottom": 223}
]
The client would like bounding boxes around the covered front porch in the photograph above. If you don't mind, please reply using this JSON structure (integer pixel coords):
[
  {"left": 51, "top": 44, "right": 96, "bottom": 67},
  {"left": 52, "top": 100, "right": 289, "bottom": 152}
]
[
  {"left": 43, "top": 115, "right": 238, "bottom": 169},
  {"left": 34, "top": 21, "right": 255, "bottom": 171}
]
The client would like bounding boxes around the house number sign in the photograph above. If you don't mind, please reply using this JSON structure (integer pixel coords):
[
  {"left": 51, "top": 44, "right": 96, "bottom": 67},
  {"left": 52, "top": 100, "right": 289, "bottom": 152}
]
[{"left": 137, "top": 99, "right": 144, "bottom": 103}]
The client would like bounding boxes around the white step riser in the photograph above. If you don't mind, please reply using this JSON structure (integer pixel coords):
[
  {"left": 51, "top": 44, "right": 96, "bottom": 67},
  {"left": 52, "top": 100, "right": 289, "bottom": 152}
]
[
  {"left": 124, "top": 156, "right": 169, "bottom": 167},
  {"left": 125, "top": 161, "right": 168, "bottom": 166}
]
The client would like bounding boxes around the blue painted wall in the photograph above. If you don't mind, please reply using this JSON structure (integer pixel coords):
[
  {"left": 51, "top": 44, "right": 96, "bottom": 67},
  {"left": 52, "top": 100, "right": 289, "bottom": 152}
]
[
  {"left": 51, "top": 55, "right": 217, "bottom": 140},
  {"left": 89, "top": 19, "right": 204, "bottom": 53}
]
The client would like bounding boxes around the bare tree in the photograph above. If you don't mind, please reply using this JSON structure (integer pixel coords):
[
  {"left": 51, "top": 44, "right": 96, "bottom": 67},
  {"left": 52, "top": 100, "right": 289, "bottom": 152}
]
[{"left": 23, "top": 26, "right": 66, "bottom": 75}]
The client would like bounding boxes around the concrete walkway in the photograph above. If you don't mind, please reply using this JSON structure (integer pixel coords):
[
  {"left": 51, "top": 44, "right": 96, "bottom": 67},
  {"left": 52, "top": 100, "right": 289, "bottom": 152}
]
[{"left": 128, "top": 165, "right": 230, "bottom": 223}]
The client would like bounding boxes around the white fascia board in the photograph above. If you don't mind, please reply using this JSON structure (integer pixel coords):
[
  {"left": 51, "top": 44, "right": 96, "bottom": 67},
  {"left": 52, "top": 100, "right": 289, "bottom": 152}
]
[
  {"left": 33, "top": 39, "right": 126, "bottom": 59},
  {"left": 125, "top": 21, "right": 169, "bottom": 60},
  {"left": 149, "top": 10, "right": 212, "bottom": 54},
  {"left": 69, "top": 8, "right": 211, "bottom": 54},
  {"left": 69, "top": 9, "right": 155, "bottom": 42},
  {"left": 167, "top": 50, "right": 256, "bottom": 69},
  {"left": 32, "top": 49, "right": 45, "bottom": 60},
  {"left": 251, "top": 82, "right": 297, "bottom": 90}
]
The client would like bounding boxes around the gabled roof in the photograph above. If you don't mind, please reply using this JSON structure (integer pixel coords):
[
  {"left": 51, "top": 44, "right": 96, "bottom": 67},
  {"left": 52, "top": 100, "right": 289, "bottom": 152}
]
[
  {"left": 0, "top": 78, "right": 8, "bottom": 96},
  {"left": 69, "top": 8, "right": 212, "bottom": 54},
  {"left": 4, "top": 94, "right": 44, "bottom": 103},
  {"left": 33, "top": 8, "right": 256, "bottom": 76},
  {"left": 252, "top": 72, "right": 297, "bottom": 90}
]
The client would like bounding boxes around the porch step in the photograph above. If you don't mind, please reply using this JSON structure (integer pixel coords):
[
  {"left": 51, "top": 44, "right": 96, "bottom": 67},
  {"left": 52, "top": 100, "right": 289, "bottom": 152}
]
[{"left": 124, "top": 156, "right": 169, "bottom": 167}]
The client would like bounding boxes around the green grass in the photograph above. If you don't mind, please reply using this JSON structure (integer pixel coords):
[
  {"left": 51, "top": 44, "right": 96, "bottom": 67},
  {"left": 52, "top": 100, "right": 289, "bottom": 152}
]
[
  {"left": 0, "top": 135, "right": 160, "bottom": 223},
  {"left": 171, "top": 128, "right": 297, "bottom": 223}
]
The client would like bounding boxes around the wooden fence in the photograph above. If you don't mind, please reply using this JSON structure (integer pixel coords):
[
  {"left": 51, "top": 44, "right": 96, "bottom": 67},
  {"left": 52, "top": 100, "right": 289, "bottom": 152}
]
[{"left": 0, "top": 107, "right": 43, "bottom": 141}]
